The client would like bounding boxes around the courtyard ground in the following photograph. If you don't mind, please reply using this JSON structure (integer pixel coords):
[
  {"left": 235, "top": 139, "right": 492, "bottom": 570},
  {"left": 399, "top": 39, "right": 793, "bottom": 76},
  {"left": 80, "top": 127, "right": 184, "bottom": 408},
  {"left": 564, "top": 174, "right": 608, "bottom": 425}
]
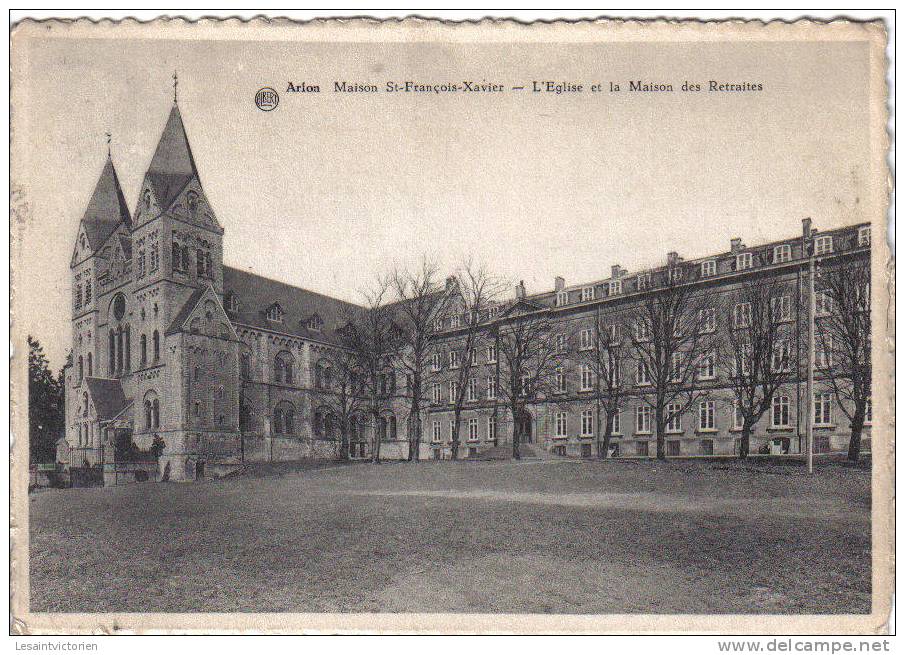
[{"left": 29, "top": 458, "right": 871, "bottom": 614}]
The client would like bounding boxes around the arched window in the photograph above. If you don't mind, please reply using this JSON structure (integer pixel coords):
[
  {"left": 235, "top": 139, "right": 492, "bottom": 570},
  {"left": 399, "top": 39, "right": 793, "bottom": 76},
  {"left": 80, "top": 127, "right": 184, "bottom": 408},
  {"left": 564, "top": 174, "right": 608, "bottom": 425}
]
[
  {"left": 274, "top": 351, "right": 294, "bottom": 384},
  {"left": 181, "top": 245, "right": 190, "bottom": 272},
  {"left": 144, "top": 400, "right": 153, "bottom": 430},
  {"left": 389, "top": 415, "right": 397, "bottom": 440},
  {"left": 108, "top": 329, "right": 116, "bottom": 374},
  {"left": 186, "top": 190, "right": 199, "bottom": 213},
  {"left": 315, "top": 361, "right": 331, "bottom": 390},
  {"left": 153, "top": 399, "right": 160, "bottom": 429},
  {"left": 313, "top": 410, "right": 324, "bottom": 437},
  {"left": 205, "top": 252, "right": 213, "bottom": 278},
  {"left": 284, "top": 406, "right": 295, "bottom": 435},
  {"left": 143, "top": 391, "right": 159, "bottom": 430},
  {"left": 240, "top": 352, "right": 251, "bottom": 379},
  {"left": 140, "top": 334, "right": 147, "bottom": 366},
  {"left": 78, "top": 355, "right": 83, "bottom": 381},
  {"left": 124, "top": 326, "right": 131, "bottom": 371},
  {"left": 116, "top": 328, "right": 124, "bottom": 372},
  {"left": 82, "top": 392, "right": 89, "bottom": 415},
  {"left": 197, "top": 249, "right": 205, "bottom": 276},
  {"left": 87, "top": 353, "right": 92, "bottom": 377},
  {"left": 172, "top": 241, "right": 181, "bottom": 271},
  {"left": 378, "top": 416, "right": 387, "bottom": 442},
  {"left": 143, "top": 189, "right": 151, "bottom": 210},
  {"left": 153, "top": 330, "right": 160, "bottom": 361}
]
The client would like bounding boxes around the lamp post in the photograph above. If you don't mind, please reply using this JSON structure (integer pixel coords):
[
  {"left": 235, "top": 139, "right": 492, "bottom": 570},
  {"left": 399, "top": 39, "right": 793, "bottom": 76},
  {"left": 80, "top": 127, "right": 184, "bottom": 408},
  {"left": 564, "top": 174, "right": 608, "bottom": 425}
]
[{"left": 806, "top": 253, "right": 815, "bottom": 474}]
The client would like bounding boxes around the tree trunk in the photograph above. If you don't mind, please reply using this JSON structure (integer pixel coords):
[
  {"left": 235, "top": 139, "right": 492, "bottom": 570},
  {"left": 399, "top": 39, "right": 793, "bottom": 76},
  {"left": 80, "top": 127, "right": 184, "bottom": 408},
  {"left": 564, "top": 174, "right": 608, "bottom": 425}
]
[
  {"left": 847, "top": 407, "right": 865, "bottom": 462},
  {"left": 601, "top": 418, "right": 613, "bottom": 461},
  {"left": 371, "top": 412, "right": 381, "bottom": 463},
  {"left": 511, "top": 413, "right": 521, "bottom": 460},
  {"left": 408, "top": 401, "right": 420, "bottom": 462},
  {"left": 738, "top": 424, "right": 751, "bottom": 460},
  {"left": 450, "top": 410, "right": 461, "bottom": 460},
  {"left": 596, "top": 402, "right": 605, "bottom": 459},
  {"left": 655, "top": 405, "right": 666, "bottom": 460}
]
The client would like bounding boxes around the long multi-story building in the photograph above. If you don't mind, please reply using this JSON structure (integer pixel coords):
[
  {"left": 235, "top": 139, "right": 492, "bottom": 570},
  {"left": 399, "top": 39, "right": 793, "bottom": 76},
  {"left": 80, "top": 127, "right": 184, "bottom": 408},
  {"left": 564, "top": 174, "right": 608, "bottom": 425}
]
[{"left": 61, "top": 98, "right": 871, "bottom": 482}]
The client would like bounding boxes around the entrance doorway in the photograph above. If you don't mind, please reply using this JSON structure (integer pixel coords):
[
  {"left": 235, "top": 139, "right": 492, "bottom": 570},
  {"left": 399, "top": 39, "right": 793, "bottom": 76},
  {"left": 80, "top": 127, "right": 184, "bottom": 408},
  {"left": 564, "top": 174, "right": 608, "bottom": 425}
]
[{"left": 517, "top": 411, "right": 533, "bottom": 444}]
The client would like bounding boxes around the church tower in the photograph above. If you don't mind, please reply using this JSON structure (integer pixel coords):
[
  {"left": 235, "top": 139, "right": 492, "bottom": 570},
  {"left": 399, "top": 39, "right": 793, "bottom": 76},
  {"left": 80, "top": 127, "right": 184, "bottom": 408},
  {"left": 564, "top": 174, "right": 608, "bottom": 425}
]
[{"left": 66, "top": 153, "right": 133, "bottom": 465}]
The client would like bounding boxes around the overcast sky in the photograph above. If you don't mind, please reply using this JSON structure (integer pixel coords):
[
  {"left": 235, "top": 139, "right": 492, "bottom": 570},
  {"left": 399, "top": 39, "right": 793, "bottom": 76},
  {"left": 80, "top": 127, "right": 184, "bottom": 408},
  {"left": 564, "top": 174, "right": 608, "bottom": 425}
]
[{"left": 14, "top": 34, "right": 871, "bottom": 369}]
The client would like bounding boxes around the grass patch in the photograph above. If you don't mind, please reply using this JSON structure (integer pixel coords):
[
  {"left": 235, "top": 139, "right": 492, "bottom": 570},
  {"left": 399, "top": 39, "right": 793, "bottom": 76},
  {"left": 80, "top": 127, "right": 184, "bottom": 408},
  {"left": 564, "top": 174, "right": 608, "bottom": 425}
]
[{"left": 29, "top": 458, "right": 870, "bottom": 614}]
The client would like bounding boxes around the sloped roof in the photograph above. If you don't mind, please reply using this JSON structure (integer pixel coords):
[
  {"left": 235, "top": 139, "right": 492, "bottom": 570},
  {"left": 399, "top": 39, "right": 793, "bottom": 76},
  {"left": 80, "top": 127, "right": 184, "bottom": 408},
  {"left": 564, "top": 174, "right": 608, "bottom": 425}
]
[
  {"left": 145, "top": 104, "right": 199, "bottom": 211},
  {"left": 81, "top": 157, "right": 132, "bottom": 250},
  {"left": 165, "top": 286, "right": 207, "bottom": 336},
  {"left": 84, "top": 378, "right": 128, "bottom": 421},
  {"left": 223, "top": 266, "right": 363, "bottom": 343}
]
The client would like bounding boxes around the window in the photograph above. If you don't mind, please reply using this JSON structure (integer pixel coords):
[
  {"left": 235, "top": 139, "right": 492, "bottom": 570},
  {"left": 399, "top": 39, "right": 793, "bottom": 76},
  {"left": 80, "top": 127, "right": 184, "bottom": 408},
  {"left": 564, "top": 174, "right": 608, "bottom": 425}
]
[
  {"left": 431, "top": 352, "right": 441, "bottom": 372},
  {"left": 815, "top": 235, "right": 833, "bottom": 255},
  {"left": 816, "top": 334, "right": 833, "bottom": 369},
  {"left": 637, "top": 441, "right": 649, "bottom": 457},
  {"left": 669, "top": 267, "right": 684, "bottom": 283},
  {"left": 815, "top": 290, "right": 833, "bottom": 316},
  {"left": 732, "top": 400, "right": 744, "bottom": 429},
  {"left": 637, "top": 273, "right": 651, "bottom": 290},
  {"left": 274, "top": 351, "right": 294, "bottom": 384},
  {"left": 555, "top": 368, "right": 566, "bottom": 393},
  {"left": 434, "top": 318, "right": 444, "bottom": 332},
  {"left": 698, "top": 352, "right": 715, "bottom": 380},
  {"left": 636, "top": 405, "right": 652, "bottom": 433},
  {"left": 432, "top": 383, "right": 441, "bottom": 404},
  {"left": 666, "top": 403, "right": 682, "bottom": 432},
  {"left": 486, "top": 344, "right": 497, "bottom": 363},
  {"left": 84, "top": 280, "right": 92, "bottom": 305},
  {"left": 137, "top": 250, "right": 146, "bottom": 278},
  {"left": 699, "top": 307, "right": 716, "bottom": 333},
  {"left": 150, "top": 243, "right": 159, "bottom": 271},
  {"left": 772, "top": 339, "right": 791, "bottom": 372},
  {"left": 448, "top": 350, "right": 459, "bottom": 369},
  {"left": 449, "top": 421, "right": 455, "bottom": 440},
  {"left": 636, "top": 360, "right": 650, "bottom": 385},
  {"left": 266, "top": 305, "right": 282, "bottom": 322},
  {"left": 448, "top": 381, "right": 458, "bottom": 404},
  {"left": 701, "top": 260, "right": 717, "bottom": 277},
  {"left": 581, "top": 286, "right": 595, "bottom": 302},
  {"left": 487, "top": 415, "right": 497, "bottom": 440},
  {"left": 865, "top": 397, "right": 872, "bottom": 424},
  {"left": 607, "top": 324, "right": 621, "bottom": 343},
  {"left": 735, "top": 342, "right": 752, "bottom": 376},
  {"left": 432, "top": 421, "right": 441, "bottom": 442},
  {"left": 554, "top": 411, "right": 568, "bottom": 437},
  {"left": 734, "top": 302, "right": 752, "bottom": 328},
  {"left": 486, "top": 377, "right": 497, "bottom": 400},
  {"left": 78, "top": 355, "right": 84, "bottom": 382},
  {"left": 670, "top": 352, "right": 683, "bottom": 382},
  {"left": 699, "top": 400, "right": 715, "bottom": 430},
  {"left": 87, "top": 353, "right": 92, "bottom": 376},
  {"left": 736, "top": 252, "right": 753, "bottom": 271},
  {"left": 241, "top": 353, "right": 251, "bottom": 379},
  {"left": 771, "top": 396, "right": 790, "bottom": 427},
  {"left": 579, "top": 329, "right": 591, "bottom": 350},
  {"left": 468, "top": 418, "right": 479, "bottom": 441},
  {"left": 609, "top": 279, "right": 622, "bottom": 295},
  {"left": 470, "top": 349, "right": 479, "bottom": 366},
  {"left": 701, "top": 439, "right": 714, "bottom": 456},
  {"left": 634, "top": 321, "right": 650, "bottom": 342},
  {"left": 140, "top": 334, "right": 147, "bottom": 366},
  {"left": 772, "top": 295, "right": 792, "bottom": 322},
  {"left": 667, "top": 441, "right": 681, "bottom": 456},
  {"left": 608, "top": 359, "right": 620, "bottom": 386},
  {"left": 466, "top": 378, "right": 478, "bottom": 402},
  {"left": 577, "top": 364, "right": 592, "bottom": 391},
  {"left": 611, "top": 412, "right": 621, "bottom": 434},
  {"left": 556, "top": 291, "right": 569, "bottom": 307},
  {"left": 556, "top": 333, "right": 567, "bottom": 353},
  {"left": 450, "top": 315, "right": 460, "bottom": 329},
  {"left": 75, "top": 284, "right": 82, "bottom": 309},
  {"left": 814, "top": 392, "right": 833, "bottom": 425},
  {"left": 581, "top": 409, "right": 594, "bottom": 436},
  {"left": 773, "top": 244, "right": 792, "bottom": 263},
  {"left": 520, "top": 375, "right": 531, "bottom": 397},
  {"left": 858, "top": 226, "right": 871, "bottom": 247}
]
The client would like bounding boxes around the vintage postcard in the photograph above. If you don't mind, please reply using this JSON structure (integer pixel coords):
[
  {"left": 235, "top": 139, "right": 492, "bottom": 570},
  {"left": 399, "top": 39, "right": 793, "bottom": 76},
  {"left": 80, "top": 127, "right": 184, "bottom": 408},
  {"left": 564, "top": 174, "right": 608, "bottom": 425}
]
[{"left": 9, "top": 17, "right": 893, "bottom": 635}]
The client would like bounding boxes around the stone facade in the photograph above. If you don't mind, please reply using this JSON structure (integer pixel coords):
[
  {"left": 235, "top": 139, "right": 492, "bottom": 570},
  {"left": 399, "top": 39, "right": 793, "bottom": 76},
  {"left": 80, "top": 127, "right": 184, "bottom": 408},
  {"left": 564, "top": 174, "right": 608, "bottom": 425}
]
[{"left": 62, "top": 100, "right": 872, "bottom": 484}]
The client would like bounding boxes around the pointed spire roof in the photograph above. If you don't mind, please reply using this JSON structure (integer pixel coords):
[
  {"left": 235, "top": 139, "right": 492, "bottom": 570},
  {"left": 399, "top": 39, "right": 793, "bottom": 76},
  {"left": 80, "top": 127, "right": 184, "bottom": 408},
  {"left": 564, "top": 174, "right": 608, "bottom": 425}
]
[
  {"left": 145, "top": 103, "right": 200, "bottom": 211},
  {"left": 81, "top": 155, "right": 132, "bottom": 250}
]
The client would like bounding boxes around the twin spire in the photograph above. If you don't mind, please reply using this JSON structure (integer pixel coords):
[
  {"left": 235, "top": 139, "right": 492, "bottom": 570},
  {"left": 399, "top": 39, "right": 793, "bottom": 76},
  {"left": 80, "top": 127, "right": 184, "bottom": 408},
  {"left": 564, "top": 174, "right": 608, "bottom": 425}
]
[{"left": 80, "top": 79, "right": 199, "bottom": 246}]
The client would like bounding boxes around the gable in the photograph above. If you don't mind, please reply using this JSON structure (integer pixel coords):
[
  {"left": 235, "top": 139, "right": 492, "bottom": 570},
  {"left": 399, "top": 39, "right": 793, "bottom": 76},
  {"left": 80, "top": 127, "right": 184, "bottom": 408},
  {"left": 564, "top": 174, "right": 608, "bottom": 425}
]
[{"left": 167, "top": 284, "right": 238, "bottom": 341}]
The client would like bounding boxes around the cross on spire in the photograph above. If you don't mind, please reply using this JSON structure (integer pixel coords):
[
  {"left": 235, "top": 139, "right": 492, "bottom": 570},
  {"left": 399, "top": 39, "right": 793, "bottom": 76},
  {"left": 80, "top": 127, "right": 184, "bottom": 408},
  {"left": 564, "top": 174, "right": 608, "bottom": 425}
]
[
  {"left": 173, "top": 70, "right": 178, "bottom": 104},
  {"left": 105, "top": 131, "right": 112, "bottom": 157}
]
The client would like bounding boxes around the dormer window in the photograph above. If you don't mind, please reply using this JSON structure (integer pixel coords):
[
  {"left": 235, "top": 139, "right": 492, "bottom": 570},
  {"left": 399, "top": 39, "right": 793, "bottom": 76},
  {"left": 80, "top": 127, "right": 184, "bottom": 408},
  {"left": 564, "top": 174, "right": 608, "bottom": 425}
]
[
  {"left": 581, "top": 287, "right": 595, "bottom": 302},
  {"left": 773, "top": 245, "right": 792, "bottom": 264},
  {"left": 306, "top": 314, "right": 324, "bottom": 331},
  {"left": 556, "top": 291, "right": 569, "bottom": 307},
  {"left": 736, "top": 253, "right": 753, "bottom": 271},
  {"left": 226, "top": 294, "right": 240, "bottom": 313},
  {"left": 608, "top": 280, "right": 622, "bottom": 295},
  {"left": 637, "top": 273, "right": 651, "bottom": 290},
  {"left": 669, "top": 267, "right": 684, "bottom": 283},
  {"left": 701, "top": 260, "right": 717, "bottom": 277},
  {"left": 434, "top": 318, "right": 444, "bottom": 332},
  {"left": 450, "top": 315, "right": 460, "bottom": 329},
  {"left": 266, "top": 304, "right": 284, "bottom": 323},
  {"left": 186, "top": 190, "right": 199, "bottom": 213},
  {"left": 815, "top": 235, "right": 833, "bottom": 256}
]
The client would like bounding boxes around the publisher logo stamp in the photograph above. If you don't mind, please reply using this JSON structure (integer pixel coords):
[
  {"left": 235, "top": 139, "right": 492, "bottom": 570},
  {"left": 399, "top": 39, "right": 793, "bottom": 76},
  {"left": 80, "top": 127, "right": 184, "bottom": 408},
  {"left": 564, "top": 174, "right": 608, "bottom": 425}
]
[{"left": 255, "top": 87, "right": 279, "bottom": 111}]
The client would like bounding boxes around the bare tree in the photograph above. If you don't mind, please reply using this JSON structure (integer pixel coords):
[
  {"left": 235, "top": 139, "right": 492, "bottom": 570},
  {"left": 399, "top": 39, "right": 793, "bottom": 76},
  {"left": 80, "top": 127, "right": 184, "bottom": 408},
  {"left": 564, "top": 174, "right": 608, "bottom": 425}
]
[
  {"left": 490, "top": 306, "right": 562, "bottom": 460},
  {"left": 390, "top": 257, "right": 451, "bottom": 462},
  {"left": 719, "top": 277, "right": 796, "bottom": 459},
  {"left": 445, "top": 261, "right": 507, "bottom": 460},
  {"left": 316, "top": 345, "right": 365, "bottom": 461},
  {"left": 572, "top": 306, "right": 629, "bottom": 459},
  {"left": 339, "top": 276, "right": 401, "bottom": 463},
  {"left": 628, "top": 267, "right": 714, "bottom": 460},
  {"left": 815, "top": 257, "right": 871, "bottom": 461}
]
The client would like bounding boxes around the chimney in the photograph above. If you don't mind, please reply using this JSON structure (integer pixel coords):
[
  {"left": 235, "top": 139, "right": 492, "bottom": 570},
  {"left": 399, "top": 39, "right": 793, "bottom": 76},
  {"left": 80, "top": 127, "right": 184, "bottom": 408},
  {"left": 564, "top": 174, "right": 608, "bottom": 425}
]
[
  {"left": 515, "top": 280, "right": 526, "bottom": 300},
  {"left": 611, "top": 264, "right": 623, "bottom": 279},
  {"left": 667, "top": 251, "right": 680, "bottom": 266},
  {"left": 802, "top": 217, "right": 813, "bottom": 239},
  {"left": 730, "top": 238, "right": 744, "bottom": 253},
  {"left": 445, "top": 276, "right": 456, "bottom": 291},
  {"left": 554, "top": 276, "right": 565, "bottom": 291}
]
